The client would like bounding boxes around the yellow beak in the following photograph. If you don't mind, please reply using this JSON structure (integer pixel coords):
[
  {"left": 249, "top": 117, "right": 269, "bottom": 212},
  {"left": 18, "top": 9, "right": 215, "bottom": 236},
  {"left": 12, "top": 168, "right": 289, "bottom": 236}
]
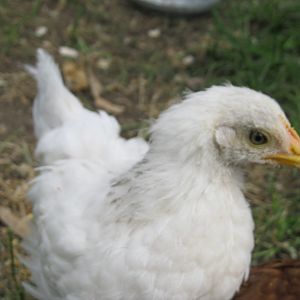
[{"left": 266, "top": 122, "right": 300, "bottom": 168}]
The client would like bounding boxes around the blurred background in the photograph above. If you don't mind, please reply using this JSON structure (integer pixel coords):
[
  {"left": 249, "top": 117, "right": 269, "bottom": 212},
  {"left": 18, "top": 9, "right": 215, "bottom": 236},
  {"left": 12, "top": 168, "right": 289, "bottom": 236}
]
[{"left": 0, "top": 0, "right": 299, "bottom": 299}]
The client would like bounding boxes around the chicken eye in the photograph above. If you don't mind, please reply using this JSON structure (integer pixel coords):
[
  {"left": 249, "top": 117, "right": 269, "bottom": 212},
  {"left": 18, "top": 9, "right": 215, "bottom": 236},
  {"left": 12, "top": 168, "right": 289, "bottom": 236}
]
[{"left": 249, "top": 130, "right": 268, "bottom": 145}]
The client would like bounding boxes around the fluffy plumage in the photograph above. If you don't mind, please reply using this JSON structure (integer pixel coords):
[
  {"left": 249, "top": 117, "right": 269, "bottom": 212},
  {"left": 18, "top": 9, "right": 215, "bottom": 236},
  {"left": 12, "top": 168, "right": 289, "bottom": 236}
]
[{"left": 23, "top": 49, "right": 300, "bottom": 300}]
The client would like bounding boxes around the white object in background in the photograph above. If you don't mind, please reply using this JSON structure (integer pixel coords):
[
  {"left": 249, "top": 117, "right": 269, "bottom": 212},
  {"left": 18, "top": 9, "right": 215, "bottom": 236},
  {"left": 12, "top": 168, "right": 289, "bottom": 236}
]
[
  {"left": 58, "top": 46, "right": 79, "bottom": 58},
  {"left": 131, "top": 0, "right": 221, "bottom": 14},
  {"left": 35, "top": 26, "right": 48, "bottom": 38}
]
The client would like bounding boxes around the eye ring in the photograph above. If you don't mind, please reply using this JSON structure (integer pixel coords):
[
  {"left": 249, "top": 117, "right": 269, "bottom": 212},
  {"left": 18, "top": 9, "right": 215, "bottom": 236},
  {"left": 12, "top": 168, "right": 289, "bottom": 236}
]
[{"left": 249, "top": 129, "right": 269, "bottom": 145}]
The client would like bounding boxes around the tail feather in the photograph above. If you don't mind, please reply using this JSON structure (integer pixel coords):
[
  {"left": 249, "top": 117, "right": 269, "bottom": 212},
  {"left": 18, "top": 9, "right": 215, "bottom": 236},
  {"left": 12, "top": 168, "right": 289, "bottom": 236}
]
[
  {"left": 29, "top": 49, "right": 83, "bottom": 139},
  {"left": 30, "top": 49, "right": 64, "bottom": 89},
  {"left": 27, "top": 49, "right": 149, "bottom": 172},
  {"left": 24, "top": 64, "right": 38, "bottom": 78}
]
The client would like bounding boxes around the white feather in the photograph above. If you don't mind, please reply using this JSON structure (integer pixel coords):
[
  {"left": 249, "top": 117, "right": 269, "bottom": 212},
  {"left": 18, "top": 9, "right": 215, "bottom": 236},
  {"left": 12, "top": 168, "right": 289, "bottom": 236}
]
[{"left": 23, "top": 50, "right": 290, "bottom": 300}]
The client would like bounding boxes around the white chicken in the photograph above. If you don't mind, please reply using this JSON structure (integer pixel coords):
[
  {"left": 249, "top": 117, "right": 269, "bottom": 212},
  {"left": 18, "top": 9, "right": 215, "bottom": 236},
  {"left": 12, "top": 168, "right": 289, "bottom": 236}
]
[{"left": 23, "top": 49, "right": 300, "bottom": 300}]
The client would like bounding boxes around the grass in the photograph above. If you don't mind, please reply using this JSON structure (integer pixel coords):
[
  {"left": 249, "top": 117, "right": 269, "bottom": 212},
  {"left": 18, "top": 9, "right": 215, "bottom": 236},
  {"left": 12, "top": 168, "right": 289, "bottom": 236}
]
[
  {"left": 252, "top": 169, "right": 300, "bottom": 264},
  {"left": 191, "top": 0, "right": 300, "bottom": 127},
  {"left": 0, "top": 0, "right": 43, "bottom": 54},
  {"left": 0, "top": 0, "right": 299, "bottom": 298},
  {"left": 6, "top": 231, "right": 26, "bottom": 300}
]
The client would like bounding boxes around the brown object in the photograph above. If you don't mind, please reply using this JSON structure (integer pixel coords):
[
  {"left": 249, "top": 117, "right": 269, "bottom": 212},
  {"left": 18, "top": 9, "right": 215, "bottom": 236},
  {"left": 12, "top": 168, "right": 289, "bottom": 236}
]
[
  {"left": 87, "top": 67, "right": 124, "bottom": 115},
  {"left": 233, "top": 260, "right": 300, "bottom": 300},
  {"left": 0, "top": 205, "right": 31, "bottom": 238},
  {"left": 62, "top": 61, "right": 88, "bottom": 92}
]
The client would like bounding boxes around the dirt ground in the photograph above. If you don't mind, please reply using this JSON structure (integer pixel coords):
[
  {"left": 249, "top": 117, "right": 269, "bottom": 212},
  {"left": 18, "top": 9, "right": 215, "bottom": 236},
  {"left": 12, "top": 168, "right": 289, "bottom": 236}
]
[{"left": 0, "top": 0, "right": 299, "bottom": 299}]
